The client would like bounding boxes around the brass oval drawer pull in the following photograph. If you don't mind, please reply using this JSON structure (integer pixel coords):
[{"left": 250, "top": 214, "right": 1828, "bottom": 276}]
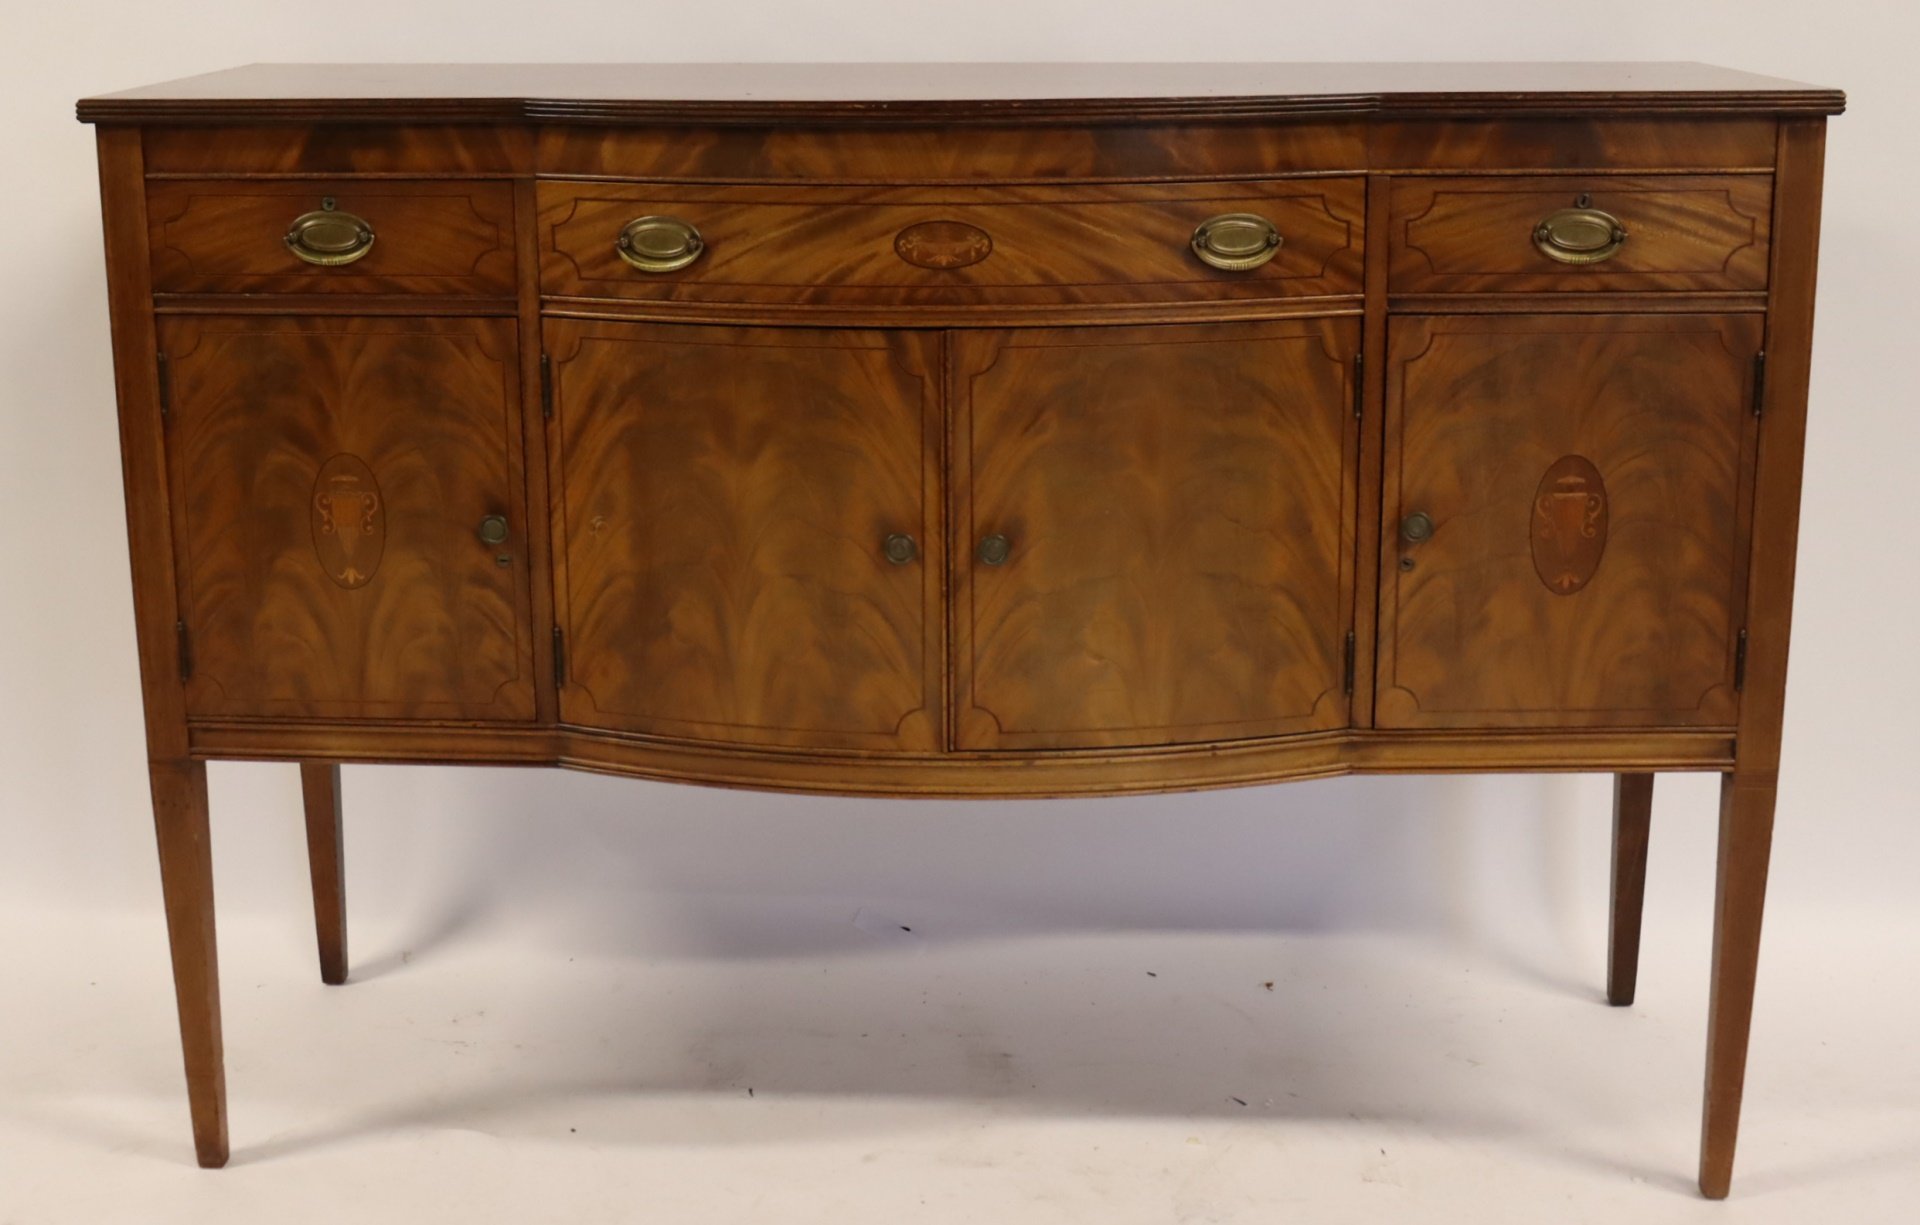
[
  {"left": 1191, "top": 213, "right": 1283, "bottom": 272},
  {"left": 616, "top": 215, "right": 704, "bottom": 273},
  {"left": 285, "top": 198, "right": 374, "bottom": 267},
  {"left": 1534, "top": 205, "right": 1628, "bottom": 265}
]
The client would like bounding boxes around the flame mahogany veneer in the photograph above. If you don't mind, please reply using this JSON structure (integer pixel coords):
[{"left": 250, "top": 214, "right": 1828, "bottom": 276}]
[{"left": 79, "top": 62, "right": 1841, "bottom": 1196}]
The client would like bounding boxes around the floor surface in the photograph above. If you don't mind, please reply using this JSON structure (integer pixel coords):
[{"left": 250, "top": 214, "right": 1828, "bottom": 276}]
[{"left": 1, "top": 896, "right": 1914, "bottom": 1223}]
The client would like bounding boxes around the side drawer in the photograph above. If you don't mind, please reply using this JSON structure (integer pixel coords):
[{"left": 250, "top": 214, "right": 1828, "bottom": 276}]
[
  {"left": 1388, "top": 175, "right": 1771, "bottom": 294},
  {"left": 147, "top": 179, "right": 516, "bottom": 296},
  {"left": 538, "top": 179, "right": 1364, "bottom": 307}
]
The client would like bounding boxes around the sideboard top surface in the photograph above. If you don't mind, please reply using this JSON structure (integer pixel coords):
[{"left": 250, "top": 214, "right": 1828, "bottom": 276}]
[{"left": 76, "top": 61, "right": 1845, "bottom": 125}]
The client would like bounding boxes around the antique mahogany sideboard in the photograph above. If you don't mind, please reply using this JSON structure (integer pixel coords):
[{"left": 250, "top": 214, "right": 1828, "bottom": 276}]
[{"left": 77, "top": 63, "right": 1842, "bottom": 1195}]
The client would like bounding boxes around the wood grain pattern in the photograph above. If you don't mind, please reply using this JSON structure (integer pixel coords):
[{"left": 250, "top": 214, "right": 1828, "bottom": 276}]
[
  {"left": 1703, "top": 772, "right": 1776, "bottom": 1198},
  {"left": 512, "top": 176, "right": 563, "bottom": 724},
  {"left": 95, "top": 129, "right": 190, "bottom": 759},
  {"left": 75, "top": 62, "right": 1845, "bottom": 126},
  {"left": 1390, "top": 175, "right": 1771, "bottom": 293},
  {"left": 1377, "top": 314, "right": 1761, "bottom": 729},
  {"left": 132, "top": 117, "right": 1778, "bottom": 184},
  {"left": 160, "top": 315, "right": 534, "bottom": 720},
  {"left": 537, "top": 121, "right": 1367, "bottom": 182},
  {"left": 142, "top": 124, "right": 534, "bottom": 175},
  {"left": 1609, "top": 772, "right": 1654, "bottom": 1006},
  {"left": 542, "top": 297, "right": 1365, "bottom": 333},
  {"left": 540, "top": 180, "right": 1363, "bottom": 308},
  {"left": 148, "top": 758, "right": 226, "bottom": 1167},
  {"left": 185, "top": 720, "right": 1738, "bottom": 793},
  {"left": 952, "top": 320, "right": 1357, "bottom": 750},
  {"left": 1386, "top": 291, "right": 1766, "bottom": 316},
  {"left": 299, "top": 762, "right": 347, "bottom": 985},
  {"left": 148, "top": 179, "right": 515, "bottom": 296},
  {"left": 100, "top": 125, "right": 226, "bottom": 1172},
  {"left": 1367, "top": 119, "right": 1777, "bottom": 172},
  {"left": 548, "top": 320, "right": 942, "bottom": 750},
  {"left": 1699, "top": 117, "right": 1830, "bottom": 1202},
  {"left": 1351, "top": 170, "right": 1390, "bottom": 728}
]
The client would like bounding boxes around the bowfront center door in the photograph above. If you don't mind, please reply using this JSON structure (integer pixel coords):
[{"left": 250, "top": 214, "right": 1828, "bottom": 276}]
[
  {"left": 546, "top": 321, "right": 944, "bottom": 752},
  {"left": 951, "top": 319, "right": 1361, "bottom": 750},
  {"left": 159, "top": 315, "right": 534, "bottom": 721},
  {"left": 1376, "top": 313, "right": 1762, "bottom": 729}
]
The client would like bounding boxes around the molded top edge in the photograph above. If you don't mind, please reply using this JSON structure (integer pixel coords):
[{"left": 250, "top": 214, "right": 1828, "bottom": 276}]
[{"left": 77, "top": 62, "right": 1847, "bottom": 124}]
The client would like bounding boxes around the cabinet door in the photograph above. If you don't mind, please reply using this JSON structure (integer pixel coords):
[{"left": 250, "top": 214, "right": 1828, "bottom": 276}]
[
  {"left": 952, "top": 320, "right": 1359, "bottom": 750},
  {"left": 1377, "top": 314, "right": 1761, "bottom": 729},
  {"left": 160, "top": 316, "right": 534, "bottom": 720},
  {"left": 548, "top": 321, "right": 942, "bottom": 751}
]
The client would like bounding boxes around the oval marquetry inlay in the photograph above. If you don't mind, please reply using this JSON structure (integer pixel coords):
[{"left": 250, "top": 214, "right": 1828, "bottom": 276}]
[
  {"left": 894, "top": 220, "right": 993, "bottom": 270},
  {"left": 311, "top": 454, "right": 385, "bottom": 589},
  {"left": 1531, "top": 454, "right": 1608, "bottom": 595}
]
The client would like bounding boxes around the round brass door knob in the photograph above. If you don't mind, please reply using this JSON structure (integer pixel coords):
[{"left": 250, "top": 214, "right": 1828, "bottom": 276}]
[
  {"left": 477, "top": 515, "right": 510, "bottom": 546},
  {"left": 1400, "top": 511, "right": 1436, "bottom": 544},
  {"left": 616, "top": 215, "right": 705, "bottom": 273},
  {"left": 977, "top": 534, "right": 1012, "bottom": 566},
  {"left": 882, "top": 533, "right": 918, "bottom": 565}
]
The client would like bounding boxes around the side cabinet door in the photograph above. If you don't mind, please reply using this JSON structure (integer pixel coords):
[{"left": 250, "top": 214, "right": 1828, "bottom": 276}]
[
  {"left": 160, "top": 316, "right": 534, "bottom": 720},
  {"left": 1377, "top": 313, "right": 1762, "bottom": 729},
  {"left": 547, "top": 321, "right": 943, "bottom": 751},
  {"left": 952, "top": 320, "right": 1359, "bottom": 750}
]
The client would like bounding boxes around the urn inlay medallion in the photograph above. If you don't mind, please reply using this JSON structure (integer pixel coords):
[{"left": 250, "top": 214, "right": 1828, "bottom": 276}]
[
  {"left": 1530, "top": 454, "right": 1609, "bottom": 595},
  {"left": 310, "top": 453, "right": 385, "bottom": 589}
]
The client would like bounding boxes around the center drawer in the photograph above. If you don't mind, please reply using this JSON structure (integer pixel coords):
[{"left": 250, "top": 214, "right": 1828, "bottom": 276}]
[{"left": 537, "top": 179, "right": 1364, "bottom": 308}]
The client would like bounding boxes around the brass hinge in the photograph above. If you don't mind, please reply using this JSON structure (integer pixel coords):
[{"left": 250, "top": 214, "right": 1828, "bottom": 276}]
[
  {"left": 551, "top": 625, "right": 567, "bottom": 686},
  {"left": 175, "top": 620, "right": 193, "bottom": 680},
  {"left": 1352, "top": 353, "right": 1365, "bottom": 420},
  {"left": 1734, "top": 628, "right": 1749, "bottom": 691},
  {"left": 156, "top": 352, "right": 171, "bottom": 422},
  {"left": 1343, "top": 630, "right": 1357, "bottom": 694},
  {"left": 1752, "top": 351, "right": 1767, "bottom": 417},
  {"left": 539, "top": 353, "right": 554, "bottom": 421}
]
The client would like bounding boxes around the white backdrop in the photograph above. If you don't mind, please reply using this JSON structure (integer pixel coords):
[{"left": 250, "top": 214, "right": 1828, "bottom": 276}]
[{"left": 0, "top": 3, "right": 1914, "bottom": 1217}]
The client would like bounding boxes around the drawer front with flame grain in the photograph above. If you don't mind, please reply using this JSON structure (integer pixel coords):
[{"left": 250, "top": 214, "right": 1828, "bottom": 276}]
[
  {"left": 539, "top": 179, "right": 1365, "bottom": 308},
  {"left": 147, "top": 179, "right": 516, "bottom": 296},
  {"left": 1388, "top": 175, "right": 1773, "bottom": 294}
]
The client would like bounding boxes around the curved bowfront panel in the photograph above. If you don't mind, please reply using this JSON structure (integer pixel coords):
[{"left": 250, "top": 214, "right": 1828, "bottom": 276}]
[{"left": 93, "top": 81, "right": 1819, "bottom": 796}]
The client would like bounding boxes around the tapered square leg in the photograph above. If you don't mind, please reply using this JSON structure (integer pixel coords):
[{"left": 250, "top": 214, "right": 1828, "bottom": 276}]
[
  {"left": 1699, "top": 770, "right": 1778, "bottom": 1199},
  {"left": 149, "top": 758, "right": 227, "bottom": 1168},
  {"left": 299, "top": 762, "right": 348, "bottom": 986},
  {"left": 1607, "top": 773, "right": 1654, "bottom": 1006}
]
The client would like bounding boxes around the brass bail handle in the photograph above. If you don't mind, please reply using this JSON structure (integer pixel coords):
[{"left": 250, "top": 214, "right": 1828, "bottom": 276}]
[
  {"left": 616, "top": 215, "right": 705, "bottom": 273},
  {"left": 1190, "top": 213, "right": 1283, "bottom": 272},
  {"left": 1534, "top": 193, "right": 1628, "bottom": 265},
  {"left": 286, "top": 196, "right": 376, "bottom": 267}
]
